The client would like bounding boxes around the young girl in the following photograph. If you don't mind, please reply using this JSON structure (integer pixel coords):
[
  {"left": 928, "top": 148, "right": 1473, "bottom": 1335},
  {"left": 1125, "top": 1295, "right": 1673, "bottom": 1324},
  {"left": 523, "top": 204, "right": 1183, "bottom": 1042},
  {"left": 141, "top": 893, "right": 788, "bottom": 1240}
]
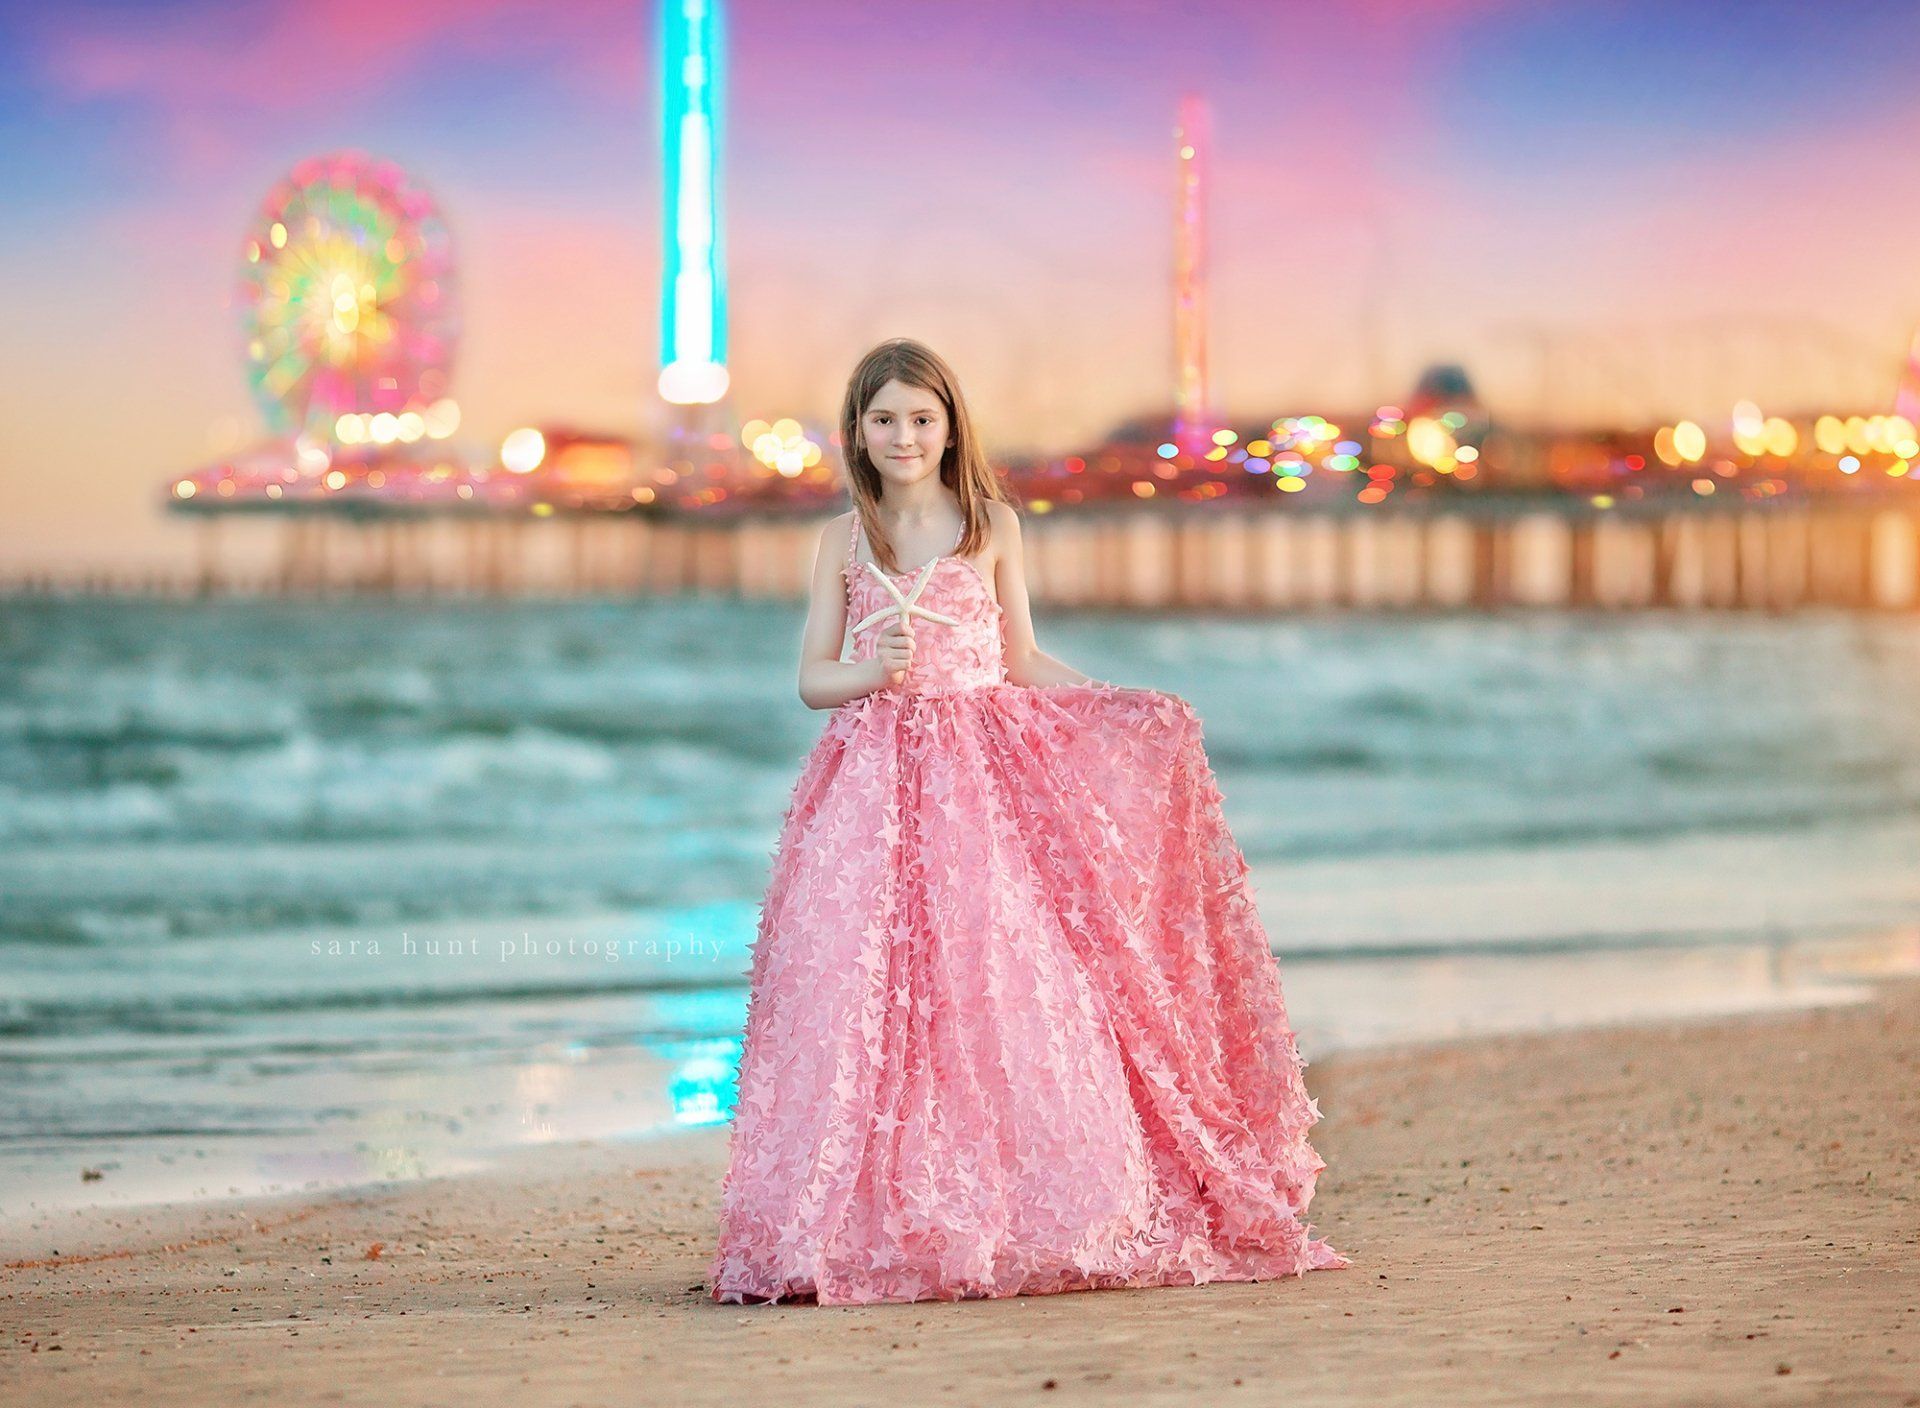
[{"left": 708, "top": 338, "right": 1347, "bottom": 1306}]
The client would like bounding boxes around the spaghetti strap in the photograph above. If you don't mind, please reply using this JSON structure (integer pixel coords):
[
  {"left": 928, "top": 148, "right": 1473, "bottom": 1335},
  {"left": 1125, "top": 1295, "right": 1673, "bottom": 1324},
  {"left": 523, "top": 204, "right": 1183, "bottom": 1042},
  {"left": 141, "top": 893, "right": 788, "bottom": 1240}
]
[{"left": 847, "top": 510, "right": 967, "bottom": 577}]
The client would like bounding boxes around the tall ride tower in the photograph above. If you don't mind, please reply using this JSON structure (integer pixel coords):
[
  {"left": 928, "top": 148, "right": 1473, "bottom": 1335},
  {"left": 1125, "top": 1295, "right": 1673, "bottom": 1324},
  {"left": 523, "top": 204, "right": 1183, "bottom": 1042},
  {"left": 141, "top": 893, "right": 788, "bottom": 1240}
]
[
  {"left": 1172, "top": 95, "right": 1211, "bottom": 454},
  {"left": 658, "top": 0, "right": 728, "bottom": 412}
]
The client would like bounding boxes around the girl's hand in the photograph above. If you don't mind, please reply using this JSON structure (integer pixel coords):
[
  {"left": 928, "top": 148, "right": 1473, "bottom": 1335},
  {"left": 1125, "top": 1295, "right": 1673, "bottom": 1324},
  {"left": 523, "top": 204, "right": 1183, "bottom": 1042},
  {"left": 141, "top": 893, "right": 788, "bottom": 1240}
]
[{"left": 876, "top": 617, "right": 915, "bottom": 685}]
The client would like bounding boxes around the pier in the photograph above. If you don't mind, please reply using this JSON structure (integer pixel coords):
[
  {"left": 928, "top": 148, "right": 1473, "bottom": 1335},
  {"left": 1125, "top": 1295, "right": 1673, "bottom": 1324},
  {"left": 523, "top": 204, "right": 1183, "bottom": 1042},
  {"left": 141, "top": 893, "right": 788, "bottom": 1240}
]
[{"left": 7, "top": 502, "right": 1917, "bottom": 611}]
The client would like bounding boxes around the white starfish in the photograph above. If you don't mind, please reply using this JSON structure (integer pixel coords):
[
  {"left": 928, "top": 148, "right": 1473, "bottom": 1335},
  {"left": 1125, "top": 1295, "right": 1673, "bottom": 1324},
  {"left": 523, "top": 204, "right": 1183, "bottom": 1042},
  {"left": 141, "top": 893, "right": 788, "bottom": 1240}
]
[{"left": 850, "top": 560, "right": 961, "bottom": 636}]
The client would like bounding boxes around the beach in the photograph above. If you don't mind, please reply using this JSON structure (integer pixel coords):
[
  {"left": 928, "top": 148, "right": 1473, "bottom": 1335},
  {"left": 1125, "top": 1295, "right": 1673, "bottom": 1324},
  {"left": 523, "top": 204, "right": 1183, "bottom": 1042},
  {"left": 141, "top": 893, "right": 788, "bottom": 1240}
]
[
  {"left": 10, "top": 0, "right": 1920, "bottom": 1398},
  {"left": 6, "top": 972, "right": 1914, "bottom": 1406}
]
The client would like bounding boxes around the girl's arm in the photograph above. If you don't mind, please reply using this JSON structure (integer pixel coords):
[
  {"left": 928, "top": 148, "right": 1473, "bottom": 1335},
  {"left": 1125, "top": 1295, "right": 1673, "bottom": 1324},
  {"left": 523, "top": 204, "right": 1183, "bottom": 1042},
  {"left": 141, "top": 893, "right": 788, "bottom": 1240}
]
[
  {"left": 991, "top": 502, "right": 1107, "bottom": 688},
  {"left": 797, "top": 514, "right": 893, "bottom": 710}
]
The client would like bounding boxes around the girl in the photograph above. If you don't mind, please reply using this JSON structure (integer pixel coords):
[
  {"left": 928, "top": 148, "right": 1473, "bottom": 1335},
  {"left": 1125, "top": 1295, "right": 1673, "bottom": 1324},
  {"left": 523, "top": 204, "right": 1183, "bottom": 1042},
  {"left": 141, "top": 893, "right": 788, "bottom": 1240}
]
[{"left": 709, "top": 338, "right": 1347, "bottom": 1306}]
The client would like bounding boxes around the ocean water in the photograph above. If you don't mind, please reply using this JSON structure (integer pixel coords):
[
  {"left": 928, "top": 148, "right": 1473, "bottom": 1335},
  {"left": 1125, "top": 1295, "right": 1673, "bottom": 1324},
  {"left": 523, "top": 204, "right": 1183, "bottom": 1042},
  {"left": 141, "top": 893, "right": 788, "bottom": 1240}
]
[{"left": 2, "top": 595, "right": 1918, "bottom": 1216}]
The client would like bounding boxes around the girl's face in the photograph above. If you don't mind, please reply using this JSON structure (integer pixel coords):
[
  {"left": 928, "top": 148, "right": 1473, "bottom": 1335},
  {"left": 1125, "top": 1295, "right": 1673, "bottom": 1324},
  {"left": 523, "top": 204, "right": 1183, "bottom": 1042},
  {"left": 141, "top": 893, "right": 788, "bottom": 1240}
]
[{"left": 860, "top": 378, "right": 952, "bottom": 489}]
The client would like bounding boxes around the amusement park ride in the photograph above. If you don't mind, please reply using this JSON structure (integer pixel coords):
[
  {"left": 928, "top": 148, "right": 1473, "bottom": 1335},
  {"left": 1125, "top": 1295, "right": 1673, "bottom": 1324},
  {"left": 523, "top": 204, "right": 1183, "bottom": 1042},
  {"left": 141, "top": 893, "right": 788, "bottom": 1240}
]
[{"left": 164, "top": 0, "right": 1920, "bottom": 539}]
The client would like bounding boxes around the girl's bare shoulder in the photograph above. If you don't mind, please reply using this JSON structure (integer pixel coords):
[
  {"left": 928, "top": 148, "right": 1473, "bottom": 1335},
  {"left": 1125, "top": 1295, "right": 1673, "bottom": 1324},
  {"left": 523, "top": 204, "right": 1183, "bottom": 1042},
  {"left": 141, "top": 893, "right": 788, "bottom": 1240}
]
[{"left": 982, "top": 500, "right": 1021, "bottom": 551}]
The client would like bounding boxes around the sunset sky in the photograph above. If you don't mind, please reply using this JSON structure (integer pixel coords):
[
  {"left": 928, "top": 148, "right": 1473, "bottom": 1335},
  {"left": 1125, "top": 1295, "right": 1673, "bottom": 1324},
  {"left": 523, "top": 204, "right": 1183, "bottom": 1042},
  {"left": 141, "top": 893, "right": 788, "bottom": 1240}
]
[{"left": 3, "top": 0, "right": 1918, "bottom": 571}]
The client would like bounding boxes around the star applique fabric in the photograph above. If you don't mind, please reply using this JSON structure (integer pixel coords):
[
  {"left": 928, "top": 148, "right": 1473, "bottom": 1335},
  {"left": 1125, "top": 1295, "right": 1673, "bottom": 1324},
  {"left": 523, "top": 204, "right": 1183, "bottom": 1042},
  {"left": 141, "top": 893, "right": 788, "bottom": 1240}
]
[{"left": 707, "top": 512, "right": 1348, "bottom": 1306}]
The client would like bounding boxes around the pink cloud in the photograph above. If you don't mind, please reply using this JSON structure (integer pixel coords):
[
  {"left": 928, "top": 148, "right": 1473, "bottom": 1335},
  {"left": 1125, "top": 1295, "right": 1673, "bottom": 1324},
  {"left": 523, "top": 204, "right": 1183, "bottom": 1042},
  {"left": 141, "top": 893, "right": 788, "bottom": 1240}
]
[{"left": 37, "top": 0, "right": 642, "bottom": 107}]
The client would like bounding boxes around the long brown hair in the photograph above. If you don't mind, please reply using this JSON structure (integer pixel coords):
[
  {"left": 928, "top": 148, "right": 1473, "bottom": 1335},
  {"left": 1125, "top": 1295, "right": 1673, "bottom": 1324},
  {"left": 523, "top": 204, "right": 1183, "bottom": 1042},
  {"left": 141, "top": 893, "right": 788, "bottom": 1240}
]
[{"left": 839, "top": 338, "right": 1013, "bottom": 574}]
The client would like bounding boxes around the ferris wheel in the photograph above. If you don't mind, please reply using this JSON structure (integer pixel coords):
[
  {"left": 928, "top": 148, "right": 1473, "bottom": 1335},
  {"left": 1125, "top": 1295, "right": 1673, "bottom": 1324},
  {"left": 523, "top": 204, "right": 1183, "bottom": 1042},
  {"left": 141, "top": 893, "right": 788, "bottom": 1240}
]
[{"left": 237, "top": 151, "right": 459, "bottom": 442}]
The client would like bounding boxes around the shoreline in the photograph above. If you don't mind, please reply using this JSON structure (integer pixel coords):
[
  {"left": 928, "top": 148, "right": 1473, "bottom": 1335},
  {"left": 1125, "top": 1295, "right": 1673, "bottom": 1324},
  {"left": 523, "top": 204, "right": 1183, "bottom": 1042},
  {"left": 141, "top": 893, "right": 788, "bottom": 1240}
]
[
  {"left": 5, "top": 920, "right": 1914, "bottom": 1232},
  {"left": 5, "top": 974, "right": 1917, "bottom": 1404}
]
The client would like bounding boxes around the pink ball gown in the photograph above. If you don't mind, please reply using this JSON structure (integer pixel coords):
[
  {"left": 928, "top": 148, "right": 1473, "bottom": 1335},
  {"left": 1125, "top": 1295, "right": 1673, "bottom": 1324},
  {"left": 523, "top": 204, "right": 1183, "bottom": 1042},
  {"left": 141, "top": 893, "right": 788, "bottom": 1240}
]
[{"left": 708, "top": 511, "right": 1348, "bottom": 1306}]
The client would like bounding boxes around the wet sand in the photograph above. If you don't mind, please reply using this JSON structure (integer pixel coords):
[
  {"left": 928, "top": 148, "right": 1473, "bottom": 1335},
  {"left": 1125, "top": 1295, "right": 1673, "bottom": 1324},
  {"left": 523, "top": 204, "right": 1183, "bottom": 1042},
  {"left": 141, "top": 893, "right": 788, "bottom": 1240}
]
[{"left": 5, "top": 976, "right": 1917, "bottom": 1407}]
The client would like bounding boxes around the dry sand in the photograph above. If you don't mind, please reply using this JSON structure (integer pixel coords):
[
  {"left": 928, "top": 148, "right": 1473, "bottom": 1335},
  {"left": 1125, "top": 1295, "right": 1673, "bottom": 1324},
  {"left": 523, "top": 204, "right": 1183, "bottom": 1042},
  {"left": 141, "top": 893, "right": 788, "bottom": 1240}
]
[{"left": 5, "top": 978, "right": 1917, "bottom": 1407}]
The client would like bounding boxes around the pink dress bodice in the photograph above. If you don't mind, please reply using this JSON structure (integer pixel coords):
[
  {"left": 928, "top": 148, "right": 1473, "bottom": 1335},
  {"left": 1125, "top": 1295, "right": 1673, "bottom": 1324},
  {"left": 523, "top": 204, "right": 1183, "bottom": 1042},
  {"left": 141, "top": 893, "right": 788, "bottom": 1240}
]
[{"left": 844, "top": 513, "right": 1007, "bottom": 693}]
